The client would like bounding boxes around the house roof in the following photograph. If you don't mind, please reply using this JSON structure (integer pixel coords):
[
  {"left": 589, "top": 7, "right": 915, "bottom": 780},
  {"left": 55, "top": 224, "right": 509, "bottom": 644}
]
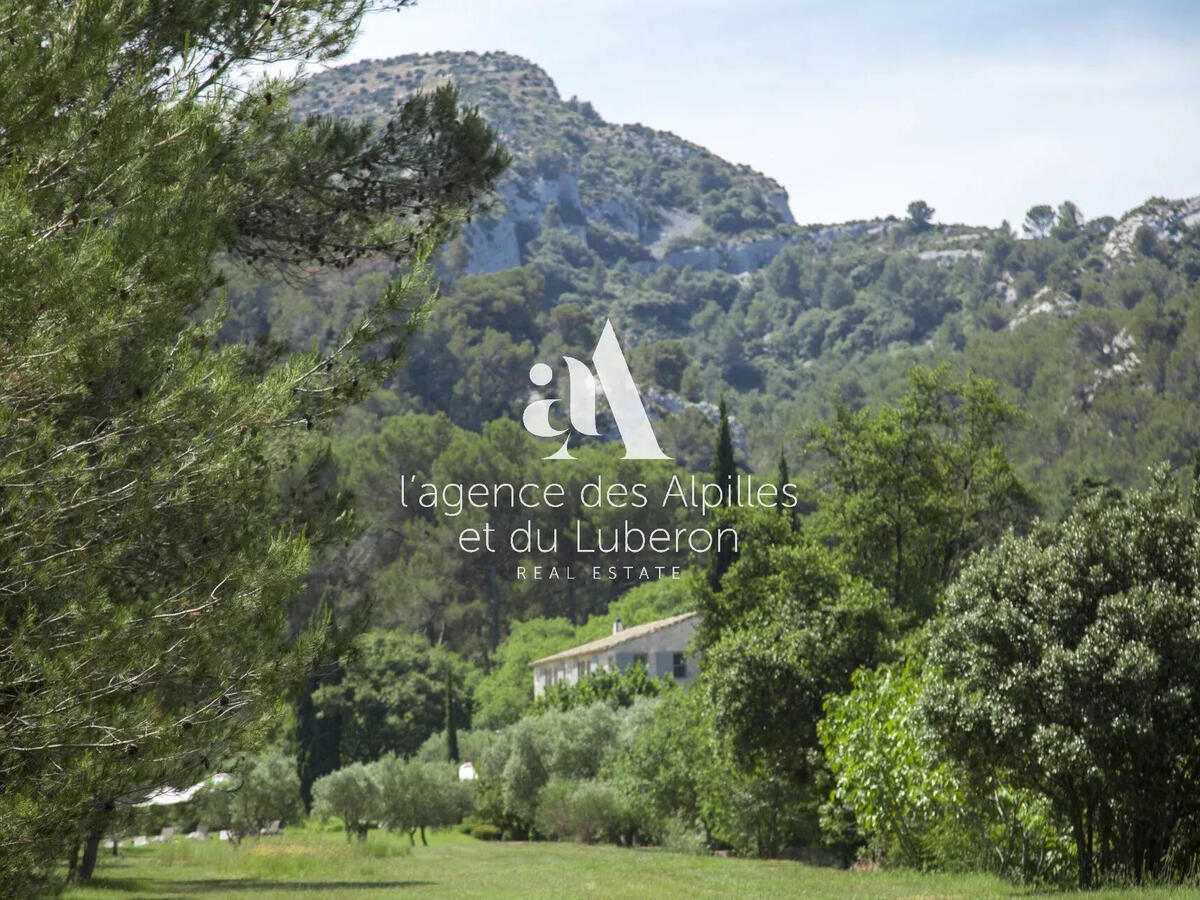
[{"left": 528, "top": 612, "right": 699, "bottom": 667}]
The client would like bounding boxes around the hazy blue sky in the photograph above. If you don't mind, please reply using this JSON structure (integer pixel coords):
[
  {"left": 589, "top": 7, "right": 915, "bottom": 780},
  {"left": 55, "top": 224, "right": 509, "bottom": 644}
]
[{"left": 336, "top": 1, "right": 1199, "bottom": 227}]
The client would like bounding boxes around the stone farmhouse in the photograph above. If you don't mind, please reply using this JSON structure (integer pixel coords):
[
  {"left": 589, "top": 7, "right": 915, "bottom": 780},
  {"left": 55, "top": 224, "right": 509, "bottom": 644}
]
[{"left": 529, "top": 611, "right": 700, "bottom": 698}]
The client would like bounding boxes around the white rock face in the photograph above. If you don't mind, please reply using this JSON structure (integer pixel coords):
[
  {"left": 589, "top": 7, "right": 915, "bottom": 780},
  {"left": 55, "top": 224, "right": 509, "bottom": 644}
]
[
  {"left": 767, "top": 191, "right": 796, "bottom": 225},
  {"left": 1082, "top": 328, "right": 1139, "bottom": 407},
  {"left": 917, "top": 248, "right": 983, "bottom": 264},
  {"left": 1008, "top": 287, "right": 1078, "bottom": 330},
  {"left": 810, "top": 222, "right": 874, "bottom": 244},
  {"left": 727, "top": 235, "right": 794, "bottom": 272},
  {"left": 648, "top": 208, "right": 705, "bottom": 259},
  {"left": 1103, "top": 195, "right": 1200, "bottom": 259},
  {"left": 586, "top": 195, "right": 644, "bottom": 236}
]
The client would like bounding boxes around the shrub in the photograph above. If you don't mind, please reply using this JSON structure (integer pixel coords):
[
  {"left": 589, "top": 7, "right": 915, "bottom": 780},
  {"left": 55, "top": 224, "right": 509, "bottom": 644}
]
[
  {"left": 532, "top": 778, "right": 575, "bottom": 841},
  {"left": 821, "top": 663, "right": 1072, "bottom": 883},
  {"left": 471, "top": 699, "right": 668, "bottom": 842},
  {"left": 475, "top": 702, "right": 628, "bottom": 837},
  {"left": 530, "top": 661, "right": 672, "bottom": 715},
  {"left": 470, "top": 824, "right": 502, "bottom": 841},
  {"left": 659, "top": 817, "right": 708, "bottom": 855},
  {"left": 535, "top": 778, "right": 641, "bottom": 845},
  {"left": 413, "top": 729, "right": 495, "bottom": 766}
]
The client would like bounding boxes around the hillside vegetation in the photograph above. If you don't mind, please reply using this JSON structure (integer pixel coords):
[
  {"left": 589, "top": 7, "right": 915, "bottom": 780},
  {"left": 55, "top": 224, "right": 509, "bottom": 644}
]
[
  {"left": 222, "top": 51, "right": 1200, "bottom": 511},
  {"left": 212, "top": 52, "right": 1200, "bottom": 658}
]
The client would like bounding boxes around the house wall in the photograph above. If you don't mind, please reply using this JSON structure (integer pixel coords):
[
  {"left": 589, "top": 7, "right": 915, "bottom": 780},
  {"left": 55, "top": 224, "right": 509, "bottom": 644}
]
[{"left": 531, "top": 617, "right": 699, "bottom": 697}]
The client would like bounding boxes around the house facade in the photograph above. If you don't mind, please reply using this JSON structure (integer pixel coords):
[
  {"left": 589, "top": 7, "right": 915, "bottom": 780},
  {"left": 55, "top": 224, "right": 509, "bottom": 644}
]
[{"left": 529, "top": 611, "right": 700, "bottom": 698}]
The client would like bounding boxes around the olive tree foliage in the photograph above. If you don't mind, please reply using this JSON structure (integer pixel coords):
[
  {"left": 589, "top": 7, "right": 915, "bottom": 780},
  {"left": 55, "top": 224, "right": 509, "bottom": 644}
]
[
  {"left": 534, "top": 778, "right": 638, "bottom": 846},
  {"left": 474, "top": 702, "right": 629, "bottom": 838},
  {"left": 193, "top": 750, "right": 304, "bottom": 844},
  {"left": 922, "top": 469, "right": 1200, "bottom": 887},
  {"left": 311, "top": 762, "right": 380, "bottom": 842},
  {"left": 372, "top": 756, "right": 472, "bottom": 845},
  {"left": 0, "top": 0, "right": 505, "bottom": 890}
]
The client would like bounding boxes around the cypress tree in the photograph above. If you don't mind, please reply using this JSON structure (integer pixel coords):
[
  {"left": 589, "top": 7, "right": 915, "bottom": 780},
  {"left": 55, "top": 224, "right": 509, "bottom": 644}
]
[
  {"left": 708, "top": 398, "right": 739, "bottom": 590},
  {"left": 775, "top": 449, "right": 789, "bottom": 514},
  {"left": 713, "top": 397, "right": 737, "bottom": 503},
  {"left": 445, "top": 665, "right": 460, "bottom": 764},
  {"left": 1191, "top": 449, "right": 1200, "bottom": 518}
]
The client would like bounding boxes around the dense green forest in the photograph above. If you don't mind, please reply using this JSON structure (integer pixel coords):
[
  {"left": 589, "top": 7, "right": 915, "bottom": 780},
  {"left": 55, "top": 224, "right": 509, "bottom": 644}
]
[{"left": 214, "top": 51, "right": 1200, "bottom": 659}]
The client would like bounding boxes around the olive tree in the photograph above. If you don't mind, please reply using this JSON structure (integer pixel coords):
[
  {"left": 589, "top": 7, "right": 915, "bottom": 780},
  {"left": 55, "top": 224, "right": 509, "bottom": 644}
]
[
  {"left": 194, "top": 750, "right": 303, "bottom": 844},
  {"left": 373, "top": 756, "right": 471, "bottom": 845},
  {"left": 311, "top": 763, "right": 380, "bottom": 842}
]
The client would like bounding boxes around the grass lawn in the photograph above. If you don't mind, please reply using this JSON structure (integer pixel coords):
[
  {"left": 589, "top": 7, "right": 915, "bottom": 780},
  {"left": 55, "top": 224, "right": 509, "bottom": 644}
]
[{"left": 63, "top": 828, "right": 1200, "bottom": 900}]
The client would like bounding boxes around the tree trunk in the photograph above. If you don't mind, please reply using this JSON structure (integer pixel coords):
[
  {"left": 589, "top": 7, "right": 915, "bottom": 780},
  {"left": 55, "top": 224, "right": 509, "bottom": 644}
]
[
  {"left": 65, "top": 837, "right": 81, "bottom": 885},
  {"left": 75, "top": 827, "right": 103, "bottom": 883},
  {"left": 420, "top": 825, "right": 427, "bottom": 846},
  {"left": 893, "top": 519, "right": 904, "bottom": 608},
  {"left": 112, "top": 837, "right": 119, "bottom": 856},
  {"left": 488, "top": 565, "right": 500, "bottom": 651},
  {"left": 1072, "top": 802, "right": 1092, "bottom": 889}
]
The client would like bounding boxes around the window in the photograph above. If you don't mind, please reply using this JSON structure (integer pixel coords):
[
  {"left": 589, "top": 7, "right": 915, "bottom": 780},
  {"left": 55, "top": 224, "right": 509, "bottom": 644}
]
[
  {"left": 673, "top": 653, "right": 688, "bottom": 679},
  {"left": 631, "top": 652, "right": 648, "bottom": 670},
  {"left": 576, "top": 660, "right": 586, "bottom": 680}
]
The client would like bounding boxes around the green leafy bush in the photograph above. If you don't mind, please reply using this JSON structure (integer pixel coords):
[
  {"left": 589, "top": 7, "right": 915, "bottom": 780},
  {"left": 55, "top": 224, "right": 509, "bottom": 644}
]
[
  {"left": 470, "top": 824, "right": 502, "bottom": 841},
  {"left": 819, "top": 664, "right": 1071, "bottom": 883},
  {"left": 530, "top": 661, "right": 672, "bottom": 715},
  {"left": 923, "top": 470, "right": 1200, "bottom": 887},
  {"left": 475, "top": 702, "right": 646, "bottom": 838},
  {"left": 534, "top": 778, "right": 637, "bottom": 844}
]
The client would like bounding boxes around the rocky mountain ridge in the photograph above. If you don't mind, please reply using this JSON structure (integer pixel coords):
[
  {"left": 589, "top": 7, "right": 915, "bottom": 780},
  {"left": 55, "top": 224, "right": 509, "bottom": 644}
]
[
  {"left": 297, "top": 51, "right": 1196, "bottom": 290},
  {"left": 297, "top": 51, "right": 796, "bottom": 278}
]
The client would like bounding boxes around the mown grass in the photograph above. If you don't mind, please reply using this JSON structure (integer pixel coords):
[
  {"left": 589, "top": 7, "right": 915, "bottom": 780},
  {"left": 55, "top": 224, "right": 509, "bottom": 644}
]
[{"left": 63, "top": 827, "right": 1200, "bottom": 899}]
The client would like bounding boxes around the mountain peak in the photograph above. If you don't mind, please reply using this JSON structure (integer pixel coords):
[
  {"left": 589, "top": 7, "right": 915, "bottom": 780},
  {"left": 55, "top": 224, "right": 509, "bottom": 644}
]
[{"left": 298, "top": 51, "right": 797, "bottom": 277}]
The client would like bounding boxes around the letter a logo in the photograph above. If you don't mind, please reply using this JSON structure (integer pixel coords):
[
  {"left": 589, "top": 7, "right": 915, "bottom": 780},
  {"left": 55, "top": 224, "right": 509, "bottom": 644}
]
[{"left": 523, "top": 319, "right": 670, "bottom": 460}]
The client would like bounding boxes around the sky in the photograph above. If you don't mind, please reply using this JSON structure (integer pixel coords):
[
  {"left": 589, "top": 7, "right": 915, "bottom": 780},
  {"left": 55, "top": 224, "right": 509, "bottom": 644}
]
[{"left": 335, "top": 0, "right": 1200, "bottom": 228}]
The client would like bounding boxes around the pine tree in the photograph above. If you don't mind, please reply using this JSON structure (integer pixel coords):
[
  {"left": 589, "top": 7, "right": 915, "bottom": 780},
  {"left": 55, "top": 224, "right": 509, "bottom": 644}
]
[
  {"left": 0, "top": 3, "right": 505, "bottom": 889},
  {"left": 708, "top": 398, "right": 739, "bottom": 590}
]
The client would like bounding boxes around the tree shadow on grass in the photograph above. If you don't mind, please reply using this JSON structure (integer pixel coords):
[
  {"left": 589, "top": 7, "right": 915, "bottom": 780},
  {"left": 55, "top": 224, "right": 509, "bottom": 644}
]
[{"left": 83, "top": 876, "right": 433, "bottom": 894}]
